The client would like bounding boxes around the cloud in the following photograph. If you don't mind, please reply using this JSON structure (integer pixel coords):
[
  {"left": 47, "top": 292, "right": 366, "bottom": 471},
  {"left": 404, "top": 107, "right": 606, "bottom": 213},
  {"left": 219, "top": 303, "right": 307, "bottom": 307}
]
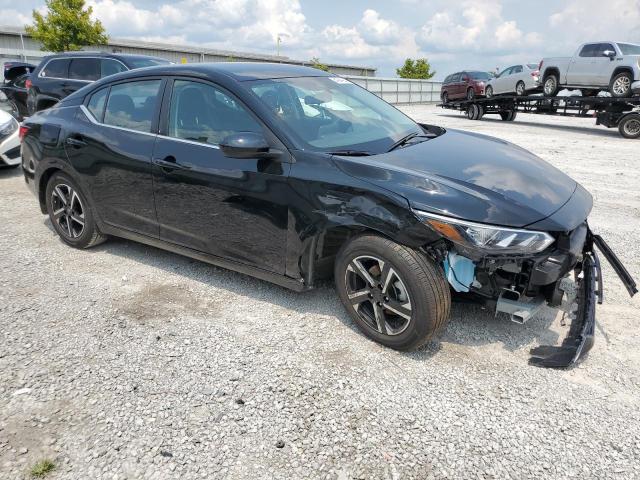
[{"left": 418, "top": 0, "right": 539, "bottom": 53}]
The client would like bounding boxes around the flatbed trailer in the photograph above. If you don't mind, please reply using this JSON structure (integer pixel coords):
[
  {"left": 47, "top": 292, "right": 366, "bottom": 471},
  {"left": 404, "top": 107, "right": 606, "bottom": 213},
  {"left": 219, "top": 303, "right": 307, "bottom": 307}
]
[{"left": 439, "top": 95, "right": 640, "bottom": 139}]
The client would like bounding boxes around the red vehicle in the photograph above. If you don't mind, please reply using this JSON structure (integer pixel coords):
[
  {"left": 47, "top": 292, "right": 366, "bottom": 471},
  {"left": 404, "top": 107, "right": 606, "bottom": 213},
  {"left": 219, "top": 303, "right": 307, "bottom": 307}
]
[{"left": 440, "top": 71, "right": 491, "bottom": 103}]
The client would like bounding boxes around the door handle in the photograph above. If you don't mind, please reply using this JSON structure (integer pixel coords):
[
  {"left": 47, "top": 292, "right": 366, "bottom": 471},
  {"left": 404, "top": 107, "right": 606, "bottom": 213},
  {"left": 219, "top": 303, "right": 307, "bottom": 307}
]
[
  {"left": 152, "top": 156, "right": 191, "bottom": 171},
  {"left": 65, "top": 136, "right": 86, "bottom": 148}
]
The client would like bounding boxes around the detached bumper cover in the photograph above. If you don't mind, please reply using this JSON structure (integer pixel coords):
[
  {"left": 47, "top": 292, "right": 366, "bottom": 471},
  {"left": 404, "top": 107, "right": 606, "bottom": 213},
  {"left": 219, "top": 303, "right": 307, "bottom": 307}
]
[{"left": 529, "top": 233, "right": 637, "bottom": 368}]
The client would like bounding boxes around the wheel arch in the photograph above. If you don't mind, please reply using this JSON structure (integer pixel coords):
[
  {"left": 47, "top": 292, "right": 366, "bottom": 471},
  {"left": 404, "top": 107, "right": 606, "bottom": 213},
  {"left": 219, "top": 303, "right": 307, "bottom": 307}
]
[
  {"left": 543, "top": 67, "right": 560, "bottom": 81},
  {"left": 611, "top": 66, "right": 634, "bottom": 80},
  {"left": 37, "top": 167, "right": 62, "bottom": 214}
]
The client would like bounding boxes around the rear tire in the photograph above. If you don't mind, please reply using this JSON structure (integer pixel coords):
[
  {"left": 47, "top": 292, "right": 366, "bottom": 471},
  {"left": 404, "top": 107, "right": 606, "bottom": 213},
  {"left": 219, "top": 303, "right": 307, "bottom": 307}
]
[
  {"left": 334, "top": 234, "right": 451, "bottom": 351},
  {"left": 543, "top": 73, "right": 559, "bottom": 97},
  {"left": 618, "top": 114, "right": 640, "bottom": 139},
  {"left": 45, "top": 173, "right": 107, "bottom": 249},
  {"left": 610, "top": 71, "right": 632, "bottom": 98}
]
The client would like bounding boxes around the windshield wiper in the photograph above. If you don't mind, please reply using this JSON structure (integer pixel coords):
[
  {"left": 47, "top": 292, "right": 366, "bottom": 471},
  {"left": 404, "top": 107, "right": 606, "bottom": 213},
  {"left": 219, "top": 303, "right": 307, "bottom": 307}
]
[
  {"left": 387, "top": 132, "right": 431, "bottom": 152},
  {"left": 329, "top": 150, "right": 374, "bottom": 157}
]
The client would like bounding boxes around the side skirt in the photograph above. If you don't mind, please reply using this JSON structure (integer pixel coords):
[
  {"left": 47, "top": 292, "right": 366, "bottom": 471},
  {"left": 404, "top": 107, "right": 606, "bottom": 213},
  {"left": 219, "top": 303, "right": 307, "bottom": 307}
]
[{"left": 100, "top": 224, "right": 309, "bottom": 292}]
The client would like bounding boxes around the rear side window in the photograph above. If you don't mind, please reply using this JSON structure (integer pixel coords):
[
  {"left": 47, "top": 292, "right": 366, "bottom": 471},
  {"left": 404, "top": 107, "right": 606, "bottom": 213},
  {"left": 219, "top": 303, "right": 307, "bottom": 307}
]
[
  {"left": 100, "top": 59, "right": 128, "bottom": 78},
  {"left": 40, "top": 59, "right": 69, "bottom": 79},
  {"left": 103, "top": 80, "right": 162, "bottom": 133},
  {"left": 87, "top": 87, "right": 109, "bottom": 121},
  {"left": 579, "top": 44, "right": 598, "bottom": 57},
  {"left": 512, "top": 65, "right": 523, "bottom": 74},
  {"left": 69, "top": 58, "right": 100, "bottom": 81}
]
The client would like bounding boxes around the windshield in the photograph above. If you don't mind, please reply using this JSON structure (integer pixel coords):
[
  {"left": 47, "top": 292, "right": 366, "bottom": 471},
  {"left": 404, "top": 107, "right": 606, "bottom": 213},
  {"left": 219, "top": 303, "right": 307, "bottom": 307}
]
[
  {"left": 617, "top": 43, "right": 640, "bottom": 55},
  {"left": 468, "top": 71, "right": 490, "bottom": 80},
  {"left": 126, "top": 58, "right": 171, "bottom": 69},
  {"left": 246, "top": 76, "right": 422, "bottom": 153}
]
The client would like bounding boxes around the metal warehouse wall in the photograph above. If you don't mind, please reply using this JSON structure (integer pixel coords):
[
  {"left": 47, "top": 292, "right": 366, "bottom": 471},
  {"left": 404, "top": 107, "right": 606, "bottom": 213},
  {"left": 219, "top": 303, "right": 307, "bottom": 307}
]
[{"left": 345, "top": 76, "right": 443, "bottom": 104}]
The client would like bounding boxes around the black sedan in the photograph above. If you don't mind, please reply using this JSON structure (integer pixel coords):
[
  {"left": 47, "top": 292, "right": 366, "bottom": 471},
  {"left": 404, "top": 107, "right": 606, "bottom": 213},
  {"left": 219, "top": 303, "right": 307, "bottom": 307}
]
[{"left": 20, "top": 63, "right": 636, "bottom": 367}]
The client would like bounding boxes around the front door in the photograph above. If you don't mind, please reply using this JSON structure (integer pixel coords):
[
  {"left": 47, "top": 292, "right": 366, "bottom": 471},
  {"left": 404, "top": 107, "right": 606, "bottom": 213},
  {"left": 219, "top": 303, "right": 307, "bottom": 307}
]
[
  {"left": 152, "top": 78, "right": 290, "bottom": 274},
  {"left": 64, "top": 78, "right": 164, "bottom": 237},
  {"left": 567, "top": 44, "right": 599, "bottom": 85}
]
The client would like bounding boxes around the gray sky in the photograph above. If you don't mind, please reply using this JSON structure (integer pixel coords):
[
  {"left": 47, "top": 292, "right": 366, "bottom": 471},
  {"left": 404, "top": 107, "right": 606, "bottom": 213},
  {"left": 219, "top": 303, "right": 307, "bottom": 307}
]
[{"left": 2, "top": 0, "right": 639, "bottom": 78}]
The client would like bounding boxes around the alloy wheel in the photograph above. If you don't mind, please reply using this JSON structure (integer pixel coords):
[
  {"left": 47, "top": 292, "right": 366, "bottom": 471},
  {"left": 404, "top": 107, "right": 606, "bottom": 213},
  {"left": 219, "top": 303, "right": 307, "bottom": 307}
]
[
  {"left": 544, "top": 77, "right": 556, "bottom": 95},
  {"left": 344, "top": 255, "right": 412, "bottom": 336},
  {"left": 516, "top": 82, "right": 525, "bottom": 96},
  {"left": 485, "top": 86, "right": 493, "bottom": 98},
  {"left": 613, "top": 76, "right": 630, "bottom": 96},
  {"left": 51, "top": 183, "right": 85, "bottom": 239}
]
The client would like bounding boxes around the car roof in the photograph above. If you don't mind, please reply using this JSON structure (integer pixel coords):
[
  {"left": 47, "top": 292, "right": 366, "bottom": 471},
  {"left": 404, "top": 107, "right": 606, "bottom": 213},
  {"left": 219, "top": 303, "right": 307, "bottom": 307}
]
[
  {"left": 42, "top": 52, "right": 168, "bottom": 62},
  {"left": 91, "top": 62, "right": 334, "bottom": 82}
]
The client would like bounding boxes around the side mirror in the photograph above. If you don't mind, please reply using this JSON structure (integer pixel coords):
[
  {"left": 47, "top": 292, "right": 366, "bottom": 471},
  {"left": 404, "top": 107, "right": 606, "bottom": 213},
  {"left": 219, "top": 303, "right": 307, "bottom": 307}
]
[
  {"left": 220, "top": 132, "right": 281, "bottom": 160},
  {"left": 603, "top": 50, "right": 616, "bottom": 58}
]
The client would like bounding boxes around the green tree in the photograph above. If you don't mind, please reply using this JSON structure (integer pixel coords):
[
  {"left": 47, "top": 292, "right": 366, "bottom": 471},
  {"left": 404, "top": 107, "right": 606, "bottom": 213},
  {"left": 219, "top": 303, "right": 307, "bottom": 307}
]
[
  {"left": 396, "top": 58, "right": 436, "bottom": 80},
  {"left": 25, "top": 0, "right": 108, "bottom": 52},
  {"left": 309, "top": 57, "right": 330, "bottom": 72}
]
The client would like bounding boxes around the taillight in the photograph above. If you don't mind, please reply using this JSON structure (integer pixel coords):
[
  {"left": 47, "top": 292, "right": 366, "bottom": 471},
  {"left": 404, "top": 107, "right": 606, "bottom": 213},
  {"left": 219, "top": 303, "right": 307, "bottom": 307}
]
[
  {"left": 531, "top": 70, "right": 539, "bottom": 77},
  {"left": 25, "top": 78, "right": 32, "bottom": 90},
  {"left": 19, "top": 125, "right": 29, "bottom": 142}
]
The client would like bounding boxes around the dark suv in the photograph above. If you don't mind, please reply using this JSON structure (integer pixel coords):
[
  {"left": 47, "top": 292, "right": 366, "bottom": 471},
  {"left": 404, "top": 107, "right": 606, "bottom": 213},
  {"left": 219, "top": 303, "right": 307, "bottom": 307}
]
[
  {"left": 27, "top": 52, "right": 170, "bottom": 115},
  {"left": 440, "top": 71, "right": 491, "bottom": 102}
]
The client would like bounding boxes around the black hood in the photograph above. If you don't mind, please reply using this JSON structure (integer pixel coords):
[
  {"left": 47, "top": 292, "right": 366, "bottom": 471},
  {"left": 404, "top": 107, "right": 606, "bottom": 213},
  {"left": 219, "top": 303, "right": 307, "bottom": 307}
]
[{"left": 334, "top": 129, "right": 589, "bottom": 229}]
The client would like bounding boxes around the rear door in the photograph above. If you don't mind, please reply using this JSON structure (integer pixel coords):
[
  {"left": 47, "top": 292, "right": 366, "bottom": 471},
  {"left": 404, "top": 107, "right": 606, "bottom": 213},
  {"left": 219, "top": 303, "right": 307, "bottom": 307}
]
[
  {"left": 567, "top": 44, "right": 598, "bottom": 84},
  {"left": 64, "top": 78, "right": 165, "bottom": 236},
  {"left": 494, "top": 66, "right": 513, "bottom": 93},
  {"left": 36, "top": 58, "right": 71, "bottom": 101},
  {"left": 67, "top": 58, "right": 100, "bottom": 95},
  {"left": 450, "top": 73, "right": 463, "bottom": 98}
]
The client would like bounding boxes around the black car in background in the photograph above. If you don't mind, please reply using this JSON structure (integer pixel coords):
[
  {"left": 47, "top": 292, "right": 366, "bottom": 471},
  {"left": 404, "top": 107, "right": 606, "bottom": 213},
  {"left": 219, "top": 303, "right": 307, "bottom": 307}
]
[
  {"left": 1, "top": 62, "right": 36, "bottom": 120},
  {"left": 26, "top": 52, "right": 170, "bottom": 115},
  {"left": 19, "top": 63, "right": 636, "bottom": 367}
]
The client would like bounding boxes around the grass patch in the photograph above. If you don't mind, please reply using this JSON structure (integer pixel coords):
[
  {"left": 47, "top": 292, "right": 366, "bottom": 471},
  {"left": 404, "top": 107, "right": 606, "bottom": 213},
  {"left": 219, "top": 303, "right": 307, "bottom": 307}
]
[{"left": 30, "top": 459, "right": 55, "bottom": 478}]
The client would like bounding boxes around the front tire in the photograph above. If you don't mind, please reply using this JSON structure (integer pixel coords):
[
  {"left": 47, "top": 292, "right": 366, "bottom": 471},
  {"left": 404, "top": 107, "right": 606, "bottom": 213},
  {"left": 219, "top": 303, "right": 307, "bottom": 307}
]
[
  {"left": 485, "top": 85, "right": 494, "bottom": 98},
  {"left": 610, "top": 71, "right": 632, "bottom": 98},
  {"left": 45, "top": 173, "right": 106, "bottom": 249},
  {"left": 442, "top": 91, "right": 449, "bottom": 104},
  {"left": 334, "top": 235, "right": 451, "bottom": 351},
  {"left": 466, "top": 88, "right": 475, "bottom": 100},
  {"left": 515, "top": 81, "right": 526, "bottom": 96}
]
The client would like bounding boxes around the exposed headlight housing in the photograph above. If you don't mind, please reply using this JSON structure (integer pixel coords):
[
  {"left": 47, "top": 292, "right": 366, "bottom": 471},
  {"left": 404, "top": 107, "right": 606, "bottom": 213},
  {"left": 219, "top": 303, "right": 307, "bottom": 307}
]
[{"left": 414, "top": 210, "right": 555, "bottom": 254}]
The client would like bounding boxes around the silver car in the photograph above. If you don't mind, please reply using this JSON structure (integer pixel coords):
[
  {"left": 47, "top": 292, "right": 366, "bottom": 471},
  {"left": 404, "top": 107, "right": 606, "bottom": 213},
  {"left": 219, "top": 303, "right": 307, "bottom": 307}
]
[{"left": 485, "top": 64, "right": 541, "bottom": 97}]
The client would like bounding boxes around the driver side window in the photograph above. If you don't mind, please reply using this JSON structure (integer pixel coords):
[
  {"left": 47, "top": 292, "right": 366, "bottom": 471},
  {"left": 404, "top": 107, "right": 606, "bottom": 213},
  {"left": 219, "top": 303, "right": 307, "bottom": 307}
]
[{"left": 168, "top": 80, "right": 262, "bottom": 146}]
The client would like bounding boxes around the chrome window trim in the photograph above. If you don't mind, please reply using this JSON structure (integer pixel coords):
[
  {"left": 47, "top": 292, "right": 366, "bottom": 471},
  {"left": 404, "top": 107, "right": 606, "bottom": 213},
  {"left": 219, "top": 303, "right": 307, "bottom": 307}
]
[
  {"left": 39, "top": 56, "right": 129, "bottom": 81},
  {"left": 157, "top": 134, "right": 221, "bottom": 150},
  {"left": 79, "top": 104, "right": 157, "bottom": 138}
]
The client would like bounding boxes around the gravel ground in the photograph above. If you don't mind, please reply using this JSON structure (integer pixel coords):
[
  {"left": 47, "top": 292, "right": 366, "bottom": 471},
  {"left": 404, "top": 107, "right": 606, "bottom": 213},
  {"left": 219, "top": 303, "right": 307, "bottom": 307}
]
[{"left": 1, "top": 105, "right": 639, "bottom": 480}]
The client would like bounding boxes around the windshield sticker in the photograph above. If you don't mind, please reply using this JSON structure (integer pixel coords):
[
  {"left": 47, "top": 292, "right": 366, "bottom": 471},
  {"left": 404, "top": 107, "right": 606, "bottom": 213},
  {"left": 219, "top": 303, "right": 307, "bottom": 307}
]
[{"left": 329, "top": 77, "right": 351, "bottom": 84}]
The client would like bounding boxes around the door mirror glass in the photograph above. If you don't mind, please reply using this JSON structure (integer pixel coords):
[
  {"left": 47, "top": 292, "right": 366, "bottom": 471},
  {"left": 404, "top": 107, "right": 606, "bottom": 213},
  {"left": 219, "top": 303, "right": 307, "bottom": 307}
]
[
  {"left": 220, "top": 132, "right": 275, "bottom": 159},
  {"left": 602, "top": 50, "right": 616, "bottom": 58}
]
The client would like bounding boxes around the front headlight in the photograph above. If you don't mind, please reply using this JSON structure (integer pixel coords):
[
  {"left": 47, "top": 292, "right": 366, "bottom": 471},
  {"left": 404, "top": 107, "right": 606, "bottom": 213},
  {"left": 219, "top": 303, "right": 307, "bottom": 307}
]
[
  {"left": 414, "top": 210, "right": 555, "bottom": 254},
  {"left": 0, "top": 117, "right": 18, "bottom": 138}
]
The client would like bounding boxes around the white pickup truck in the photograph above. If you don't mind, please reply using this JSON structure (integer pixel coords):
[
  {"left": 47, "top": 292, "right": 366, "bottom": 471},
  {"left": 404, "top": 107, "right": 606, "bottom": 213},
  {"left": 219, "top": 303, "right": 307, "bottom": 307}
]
[{"left": 538, "top": 41, "right": 640, "bottom": 97}]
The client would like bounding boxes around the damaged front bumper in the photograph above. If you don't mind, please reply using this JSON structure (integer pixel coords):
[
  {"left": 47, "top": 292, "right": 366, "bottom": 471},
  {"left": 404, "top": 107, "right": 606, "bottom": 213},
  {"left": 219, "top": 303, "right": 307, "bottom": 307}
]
[{"left": 529, "top": 233, "right": 637, "bottom": 368}]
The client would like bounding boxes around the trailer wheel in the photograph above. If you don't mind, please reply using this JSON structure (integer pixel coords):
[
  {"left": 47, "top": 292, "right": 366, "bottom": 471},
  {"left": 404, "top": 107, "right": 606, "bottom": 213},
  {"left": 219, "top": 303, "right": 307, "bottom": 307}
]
[
  {"left": 610, "top": 71, "right": 632, "bottom": 98},
  {"left": 543, "top": 74, "right": 559, "bottom": 97},
  {"left": 476, "top": 104, "right": 485, "bottom": 120},
  {"left": 466, "top": 104, "right": 477, "bottom": 120},
  {"left": 500, "top": 110, "right": 517, "bottom": 121},
  {"left": 618, "top": 114, "right": 640, "bottom": 139}
]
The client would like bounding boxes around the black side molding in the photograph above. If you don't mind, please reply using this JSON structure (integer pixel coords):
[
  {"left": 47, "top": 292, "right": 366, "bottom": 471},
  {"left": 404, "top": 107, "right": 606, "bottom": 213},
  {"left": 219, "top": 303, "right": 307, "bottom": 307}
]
[{"left": 592, "top": 234, "right": 638, "bottom": 297}]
